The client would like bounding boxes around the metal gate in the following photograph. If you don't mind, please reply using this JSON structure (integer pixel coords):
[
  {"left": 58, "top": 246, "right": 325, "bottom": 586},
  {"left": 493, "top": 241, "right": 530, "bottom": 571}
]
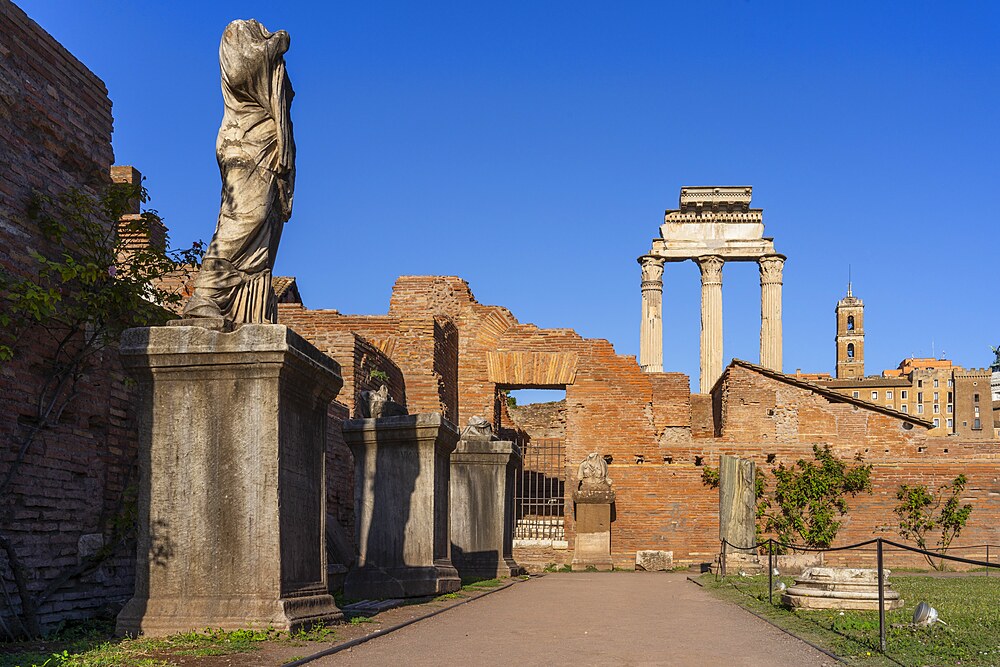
[{"left": 513, "top": 437, "right": 566, "bottom": 542}]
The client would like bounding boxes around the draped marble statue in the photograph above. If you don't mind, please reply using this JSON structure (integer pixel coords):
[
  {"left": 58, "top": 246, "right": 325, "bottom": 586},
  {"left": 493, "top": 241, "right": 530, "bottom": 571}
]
[{"left": 183, "top": 19, "right": 295, "bottom": 324}]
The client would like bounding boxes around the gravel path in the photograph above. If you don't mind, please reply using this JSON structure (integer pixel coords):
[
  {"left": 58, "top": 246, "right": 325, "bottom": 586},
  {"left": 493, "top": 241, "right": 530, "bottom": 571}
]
[{"left": 313, "top": 573, "right": 838, "bottom": 666}]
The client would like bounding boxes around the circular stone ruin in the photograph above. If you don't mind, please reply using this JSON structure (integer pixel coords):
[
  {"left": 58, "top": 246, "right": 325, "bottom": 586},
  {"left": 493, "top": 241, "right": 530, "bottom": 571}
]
[{"left": 781, "top": 567, "right": 904, "bottom": 611}]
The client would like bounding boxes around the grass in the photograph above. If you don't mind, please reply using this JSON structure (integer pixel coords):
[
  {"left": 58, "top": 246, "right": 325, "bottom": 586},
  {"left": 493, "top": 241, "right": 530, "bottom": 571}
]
[
  {"left": 0, "top": 622, "right": 337, "bottom": 667},
  {"left": 700, "top": 573, "right": 1000, "bottom": 666}
]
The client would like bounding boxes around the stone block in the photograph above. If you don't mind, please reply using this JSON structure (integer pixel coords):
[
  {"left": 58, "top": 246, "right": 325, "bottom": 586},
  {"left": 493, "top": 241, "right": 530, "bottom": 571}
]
[
  {"left": 115, "top": 324, "right": 344, "bottom": 636},
  {"left": 635, "top": 550, "right": 673, "bottom": 571},
  {"left": 571, "top": 497, "right": 614, "bottom": 572},
  {"left": 342, "top": 413, "right": 461, "bottom": 598},
  {"left": 450, "top": 438, "right": 524, "bottom": 579},
  {"left": 782, "top": 567, "right": 903, "bottom": 611}
]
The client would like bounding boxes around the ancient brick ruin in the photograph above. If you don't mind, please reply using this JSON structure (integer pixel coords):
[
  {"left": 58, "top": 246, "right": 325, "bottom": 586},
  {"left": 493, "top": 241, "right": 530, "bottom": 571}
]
[{"left": 3, "top": 0, "right": 1000, "bottom": 634}]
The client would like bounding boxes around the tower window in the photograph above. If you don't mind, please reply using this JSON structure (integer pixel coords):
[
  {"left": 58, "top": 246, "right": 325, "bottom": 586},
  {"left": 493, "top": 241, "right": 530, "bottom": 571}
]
[
  {"left": 847, "top": 343, "right": 855, "bottom": 358},
  {"left": 847, "top": 315, "right": 855, "bottom": 331}
]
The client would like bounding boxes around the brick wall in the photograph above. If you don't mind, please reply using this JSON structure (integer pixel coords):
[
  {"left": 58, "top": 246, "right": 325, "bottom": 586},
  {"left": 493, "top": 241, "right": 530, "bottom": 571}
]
[{"left": 0, "top": 1, "right": 136, "bottom": 632}]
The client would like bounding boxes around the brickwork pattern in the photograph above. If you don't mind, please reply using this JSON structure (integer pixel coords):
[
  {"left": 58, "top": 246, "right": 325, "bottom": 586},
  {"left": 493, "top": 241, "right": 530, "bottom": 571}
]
[{"left": 0, "top": 1, "right": 136, "bottom": 631}]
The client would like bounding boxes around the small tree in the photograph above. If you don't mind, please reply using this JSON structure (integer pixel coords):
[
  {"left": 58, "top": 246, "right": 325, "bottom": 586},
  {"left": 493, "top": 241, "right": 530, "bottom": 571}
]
[
  {"left": 762, "top": 445, "right": 873, "bottom": 549},
  {"left": 0, "top": 182, "right": 202, "bottom": 637},
  {"left": 894, "top": 475, "right": 973, "bottom": 570}
]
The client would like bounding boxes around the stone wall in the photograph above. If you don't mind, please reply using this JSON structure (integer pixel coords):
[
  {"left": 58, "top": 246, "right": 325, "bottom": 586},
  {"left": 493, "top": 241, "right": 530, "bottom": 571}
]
[
  {"left": 507, "top": 401, "right": 566, "bottom": 439},
  {"left": 0, "top": 1, "right": 135, "bottom": 632}
]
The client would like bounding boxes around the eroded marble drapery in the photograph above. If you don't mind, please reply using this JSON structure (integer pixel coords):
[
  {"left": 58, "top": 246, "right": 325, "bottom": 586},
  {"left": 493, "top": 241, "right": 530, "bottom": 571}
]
[{"left": 183, "top": 19, "right": 295, "bottom": 324}]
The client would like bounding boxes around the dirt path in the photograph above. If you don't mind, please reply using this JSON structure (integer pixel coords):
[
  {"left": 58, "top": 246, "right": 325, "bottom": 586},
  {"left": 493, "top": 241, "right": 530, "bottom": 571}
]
[{"left": 311, "top": 573, "right": 838, "bottom": 666}]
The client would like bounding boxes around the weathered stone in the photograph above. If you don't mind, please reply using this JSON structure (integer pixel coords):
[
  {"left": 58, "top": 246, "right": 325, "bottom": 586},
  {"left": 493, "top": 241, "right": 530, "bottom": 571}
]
[
  {"left": 572, "top": 454, "right": 615, "bottom": 571},
  {"left": 782, "top": 567, "right": 903, "bottom": 611},
  {"left": 115, "top": 324, "right": 343, "bottom": 636},
  {"left": 358, "top": 384, "right": 406, "bottom": 419},
  {"left": 183, "top": 19, "right": 296, "bottom": 325},
  {"left": 342, "top": 413, "right": 461, "bottom": 598},
  {"left": 450, "top": 439, "right": 524, "bottom": 579},
  {"left": 635, "top": 550, "right": 673, "bottom": 571},
  {"left": 719, "top": 454, "right": 755, "bottom": 554},
  {"left": 638, "top": 255, "right": 665, "bottom": 373},
  {"left": 460, "top": 415, "right": 493, "bottom": 440}
]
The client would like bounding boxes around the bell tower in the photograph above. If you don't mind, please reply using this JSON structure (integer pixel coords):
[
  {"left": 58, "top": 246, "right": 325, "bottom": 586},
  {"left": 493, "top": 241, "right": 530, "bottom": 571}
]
[{"left": 836, "top": 283, "right": 864, "bottom": 379}]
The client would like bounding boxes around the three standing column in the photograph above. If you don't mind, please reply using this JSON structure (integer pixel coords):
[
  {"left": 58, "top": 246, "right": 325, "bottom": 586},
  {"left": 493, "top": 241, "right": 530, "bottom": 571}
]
[
  {"left": 638, "top": 256, "right": 666, "bottom": 373},
  {"left": 758, "top": 254, "right": 785, "bottom": 372},
  {"left": 698, "top": 255, "right": 724, "bottom": 394}
]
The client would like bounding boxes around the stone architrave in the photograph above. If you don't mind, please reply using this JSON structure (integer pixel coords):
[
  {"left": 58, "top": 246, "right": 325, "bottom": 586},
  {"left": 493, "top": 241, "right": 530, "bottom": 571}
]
[
  {"left": 342, "top": 413, "right": 461, "bottom": 598},
  {"left": 115, "top": 324, "right": 343, "bottom": 636},
  {"left": 719, "top": 454, "right": 756, "bottom": 554},
  {"left": 638, "top": 255, "right": 665, "bottom": 373},
  {"left": 698, "top": 255, "right": 724, "bottom": 394},
  {"left": 571, "top": 454, "right": 615, "bottom": 571},
  {"left": 758, "top": 254, "right": 785, "bottom": 372},
  {"left": 450, "top": 431, "right": 524, "bottom": 579}
]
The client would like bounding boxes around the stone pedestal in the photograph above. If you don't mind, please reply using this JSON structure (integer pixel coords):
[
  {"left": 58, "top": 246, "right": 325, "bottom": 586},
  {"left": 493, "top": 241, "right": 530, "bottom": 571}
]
[
  {"left": 116, "top": 324, "right": 344, "bottom": 636},
  {"left": 571, "top": 486, "right": 615, "bottom": 571},
  {"left": 450, "top": 438, "right": 524, "bottom": 579},
  {"left": 342, "top": 414, "right": 461, "bottom": 598}
]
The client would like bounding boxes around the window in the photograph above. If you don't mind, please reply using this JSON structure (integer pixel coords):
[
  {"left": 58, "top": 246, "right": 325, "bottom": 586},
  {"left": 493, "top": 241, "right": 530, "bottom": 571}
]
[
  {"left": 886, "top": 404, "right": 893, "bottom": 409},
  {"left": 975, "top": 393, "right": 980, "bottom": 403},
  {"left": 933, "top": 392, "right": 939, "bottom": 401},
  {"left": 918, "top": 379, "right": 923, "bottom": 388},
  {"left": 947, "top": 404, "right": 953, "bottom": 413},
  {"left": 947, "top": 379, "right": 953, "bottom": 388},
  {"left": 887, "top": 390, "right": 893, "bottom": 400},
  {"left": 933, "top": 418, "right": 940, "bottom": 427},
  {"left": 917, "top": 404, "right": 924, "bottom": 414},
  {"left": 975, "top": 406, "right": 980, "bottom": 417},
  {"left": 901, "top": 390, "right": 908, "bottom": 400},
  {"left": 918, "top": 392, "right": 923, "bottom": 403},
  {"left": 852, "top": 391, "right": 860, "bottom": 398},
  {"left": 934, "top": 379, "right": 939, "bottom": 388},
  {"left": 947, "top": 419, "right": 954, "bottom": 428},
  {"left": 901, "top": 405, "right": 908, "bottom": 413},
  {"left": 847, "top": 315, "right": 855, "bottom": 331},
  {"left": 948, "top": 391, "right": 953, "bottom": 403},
  {"left": 871, "top": 391, "right": 878, "bottom": 400},
  {"left": 933, "top": 404, "right": 940, "bottom": 414},
  {"left": 847, "top": 343, "right": 855, "bottom": 358},
  {"left": 974, "top": 418, "right": 982, "bottom": 430}
]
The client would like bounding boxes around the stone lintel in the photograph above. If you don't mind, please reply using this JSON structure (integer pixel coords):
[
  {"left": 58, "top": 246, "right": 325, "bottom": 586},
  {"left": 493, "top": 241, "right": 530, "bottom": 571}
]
[{"left": 649, "top": 238, "right": 777, "bottom": 262}]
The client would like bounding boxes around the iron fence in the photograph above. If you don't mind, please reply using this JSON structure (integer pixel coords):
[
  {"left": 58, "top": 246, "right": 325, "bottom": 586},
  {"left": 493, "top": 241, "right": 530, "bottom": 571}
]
[{"left": 512, "top": 437, "right": 565, "bottom": 541}]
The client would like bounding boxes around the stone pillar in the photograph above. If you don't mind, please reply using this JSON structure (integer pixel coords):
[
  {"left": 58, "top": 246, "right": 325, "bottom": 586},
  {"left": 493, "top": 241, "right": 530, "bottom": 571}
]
[
  {"left": 450, "top": 438, "right": 524, "bottom": 579},
  {"left": 571, "top": 486, "right": 616, "bottom": 572},
  {"left": 342, "top": 413, "right": 461, "bottom": 599},
  {"left": 638, "top": 255, "right": 666, "bottom": 373},
  {"left": 697, "top": 255, "right": 724, "bottom": 394},
  {"left": 116, "top": 324, "right": 344, "bottom": 636},
  {"left": 759, "top": 254, "right": 785, "bottom": 372},
  {"left": 719, "top": 454, "right": 756, "bottom": 555}
]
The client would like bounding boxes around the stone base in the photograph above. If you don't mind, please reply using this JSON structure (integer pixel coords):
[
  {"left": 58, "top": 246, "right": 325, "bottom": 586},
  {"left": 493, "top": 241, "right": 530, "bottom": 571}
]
[
  {"left": 782, "top": 567, "right": 903, "bottom": 611},
  {"left": 345, "top": 562, "right": 461, "bottom": 600},
  {"left": 117, "top": 590, "right": 342, "bottom": 636},
  {"left": 636, "top": 550, "right": 673, "bottom": 571},
  {"left": 572, "top": 501, "right": 614, "bottom": 571}
]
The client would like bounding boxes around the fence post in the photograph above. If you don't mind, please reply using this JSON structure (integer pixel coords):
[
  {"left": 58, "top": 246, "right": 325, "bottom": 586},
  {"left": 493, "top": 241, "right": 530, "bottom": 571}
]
[
  {"left": 721, "top": 541, "right": 726, "bottom": 578},
  {"left": 877, "top": 538, "right": 886, "bottom": 654},
  {"left": 768, "top": 540, "right": 774, "bottom": 605},
  {"left": 988, "top": 545, "right": 991, "bottom": 577}
]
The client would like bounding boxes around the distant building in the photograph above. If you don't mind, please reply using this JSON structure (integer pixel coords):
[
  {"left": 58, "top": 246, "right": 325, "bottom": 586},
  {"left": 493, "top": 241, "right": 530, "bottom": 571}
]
[
  {"left": 990, "top": 346, "right": 1000, "bottom": 401},
  {"left": 817, "top": 286, "right": 994, "bottom": 440}
]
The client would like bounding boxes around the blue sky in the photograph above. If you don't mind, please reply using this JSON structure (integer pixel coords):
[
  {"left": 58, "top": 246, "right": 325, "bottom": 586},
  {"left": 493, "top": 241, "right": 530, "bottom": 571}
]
[{"left": 18, "top": 1, "right": 1000, "bottom": 395}]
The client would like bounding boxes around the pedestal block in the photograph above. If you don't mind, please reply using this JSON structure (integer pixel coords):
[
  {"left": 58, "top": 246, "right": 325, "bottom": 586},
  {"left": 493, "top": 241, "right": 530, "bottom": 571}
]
[
  {"left": 342, "top": 414, "right": 461, "bottom": 598},
  {"left": 450, "top": 438, "right": 524, "bottom": 579},
  {"left": 571, "top": 487, "right": 615, "bottom": 571},
  {"left": 116, "top": 324, "right": 344, "bottom": 636}
]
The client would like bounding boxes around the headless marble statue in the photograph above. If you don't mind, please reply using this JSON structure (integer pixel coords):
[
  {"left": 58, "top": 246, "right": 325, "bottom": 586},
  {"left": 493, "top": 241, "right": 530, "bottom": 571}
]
[{"left": 183, "top": 19, "right": 295, "bottom": 325}]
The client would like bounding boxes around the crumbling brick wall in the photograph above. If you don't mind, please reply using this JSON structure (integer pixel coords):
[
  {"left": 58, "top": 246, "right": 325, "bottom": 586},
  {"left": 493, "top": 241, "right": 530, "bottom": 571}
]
[{"left": 0, "top": 1, "right": 136, "bottom": 632}]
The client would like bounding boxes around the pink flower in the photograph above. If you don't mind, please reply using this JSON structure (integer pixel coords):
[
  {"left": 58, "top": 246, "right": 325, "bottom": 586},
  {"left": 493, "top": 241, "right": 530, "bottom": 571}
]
[{"left": 107, "top": 265, "right": 117, "bottom": 277}]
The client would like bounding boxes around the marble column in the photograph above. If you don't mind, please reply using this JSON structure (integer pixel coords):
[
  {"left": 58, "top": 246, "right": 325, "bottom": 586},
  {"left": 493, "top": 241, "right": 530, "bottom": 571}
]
[
  {"left": 638, "top": 255, "right": 666, "bottom": 373},
  {"left": 698, "top": 255, "right": 724, "bottom": 394},
  {"left": 758, "top": 254, "right": 784, "bottom": 372}
]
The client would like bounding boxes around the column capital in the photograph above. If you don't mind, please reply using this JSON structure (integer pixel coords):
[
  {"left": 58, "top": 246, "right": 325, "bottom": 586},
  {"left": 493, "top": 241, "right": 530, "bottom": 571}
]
[
  {"left": 758, "top": 254, "right": 785, "bottom": 285},
  {"left": 638, "top": 255, "right": 665, "bottom": 290},
  {"left": 696, "top": 255, "right": 724, "bottom": 285}
]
